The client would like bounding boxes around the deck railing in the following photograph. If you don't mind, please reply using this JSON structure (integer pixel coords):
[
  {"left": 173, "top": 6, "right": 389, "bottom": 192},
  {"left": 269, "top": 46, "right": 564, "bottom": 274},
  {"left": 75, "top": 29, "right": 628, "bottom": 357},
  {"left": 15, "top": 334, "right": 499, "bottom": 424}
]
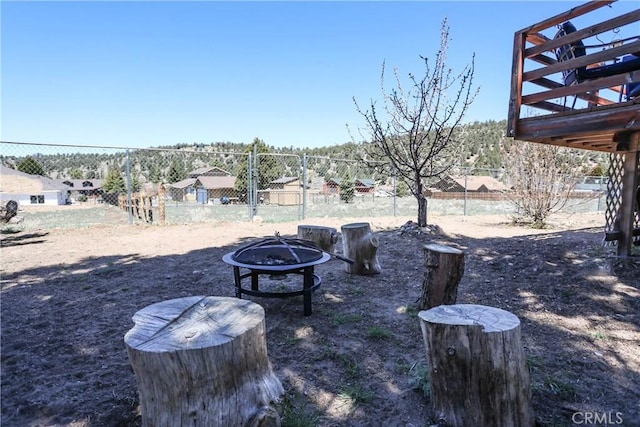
[{"left": 507, "top": 1, "right": 640, "bottom": 152}]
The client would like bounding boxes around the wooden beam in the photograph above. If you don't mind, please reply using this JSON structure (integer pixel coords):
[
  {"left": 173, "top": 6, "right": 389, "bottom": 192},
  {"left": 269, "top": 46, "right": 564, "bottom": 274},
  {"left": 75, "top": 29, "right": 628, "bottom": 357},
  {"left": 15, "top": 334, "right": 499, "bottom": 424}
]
[
  {"left": 514, "top": 102, "right": 640, "bottom": 150},
  {"left": 524, "top": 9, "right": 640, "bottom": 59},
  {"left": 508, "top": 31, "right": 526, "bottom": 138},
  {"left": 522, "top": 70, "right": 640, "bottom": 108},
  {"left": 522, "top": 88, "right": 615, "bottom": 108},
  {"left": 524, "top": 40, "right": 640, "bottom": 82},
  {"left": 526, "top": 33, "right": 550, "bottom": 47},
  {"left": 527, "top": 100, "right": 573, "bottom": 113},
  {"left": 618, "top": 141, "right": 639, "bottom": 256},
  {"left": 515, "top": 0, "right": 614, "bottom": 36}
]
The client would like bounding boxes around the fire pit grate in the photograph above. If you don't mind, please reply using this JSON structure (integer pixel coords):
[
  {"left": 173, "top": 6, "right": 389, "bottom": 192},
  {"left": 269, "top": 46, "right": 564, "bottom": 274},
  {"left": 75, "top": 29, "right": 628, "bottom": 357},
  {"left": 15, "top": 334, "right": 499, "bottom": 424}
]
[
  {"left": 222, "top": 232, "right": 333, "bottom": 316},
  {"left": 232, "top": 234, "right": 325, "bottom": 267}
]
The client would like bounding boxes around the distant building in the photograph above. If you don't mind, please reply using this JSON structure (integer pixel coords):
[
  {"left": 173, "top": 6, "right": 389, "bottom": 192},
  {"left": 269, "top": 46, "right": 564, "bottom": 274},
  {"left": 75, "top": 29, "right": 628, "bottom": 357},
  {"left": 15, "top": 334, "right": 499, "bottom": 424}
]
[
  {"left": 323, "top": 178, "right": 376, "bottom": 195},
  {"left": 431, "top": 175, "right": 508, "bottom": 193},
  {"left": 187, "top": 167, "right": 230, "bottom": 178},
  {"left": 195, "top": 176, "right": 238, "bottom": 204},
  {"left": 259, "top": 177, "right": 303, "bottom": 206},
  {"left": 62, "top": 179, "right": 103, "bottom": 200},
  {"left": 166, "top": 167, "right": 238, "bottom": 203},
  {"left": 0, "top": 165, "right": 71, "bottom": 206}
]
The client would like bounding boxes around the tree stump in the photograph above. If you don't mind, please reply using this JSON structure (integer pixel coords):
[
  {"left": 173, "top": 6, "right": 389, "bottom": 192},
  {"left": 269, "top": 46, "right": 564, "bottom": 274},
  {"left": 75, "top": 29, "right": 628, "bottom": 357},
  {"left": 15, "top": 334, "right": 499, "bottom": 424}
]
[
  {"left": 124, "top": 296, "right": 284, "bottom": 427},
  {"left": 418, "top": 304, "right": 534, "bottom": 427},
  {"left": 341, "top": 222, "right": 381, "bottom": 275},
  {"left": 297, "top": 225, "right": 339, "bottom": 253},
  {"left": 1, "top": 200, "right": 18, "bottom": 223},
  {"left": 419, "top": 244, "right": 465, "bottom": 310}
]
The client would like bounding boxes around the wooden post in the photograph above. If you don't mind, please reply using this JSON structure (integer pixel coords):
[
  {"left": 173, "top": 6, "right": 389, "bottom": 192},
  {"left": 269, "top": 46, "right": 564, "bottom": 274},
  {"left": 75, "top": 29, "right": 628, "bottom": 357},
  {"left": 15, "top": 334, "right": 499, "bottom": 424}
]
[
  {"left": 158, "top": 183, "right": 166, "bottom": 224},
  {"left": 419, "top": 304, "right": 534, "bottom": 427},
  {"left": 419, "top": 244, "right": 465, "bottom": 310},
  {"left": 133, "top": 195, "right": 140, "bottom": 219},
  {"left": 144, "top": 194, "right": 153, "bottom": 223},
  {"left": 139, "top": 193, "right": 148, "bottom": 222},
  {"left": 341, "top": 222, "right": 381, "bottom": 275},
  {"left": 124, "top": 296, "right": 284, "bottom": 427},
  {"left": 297, "top": 225, "right": 338, "bottom": 253}
]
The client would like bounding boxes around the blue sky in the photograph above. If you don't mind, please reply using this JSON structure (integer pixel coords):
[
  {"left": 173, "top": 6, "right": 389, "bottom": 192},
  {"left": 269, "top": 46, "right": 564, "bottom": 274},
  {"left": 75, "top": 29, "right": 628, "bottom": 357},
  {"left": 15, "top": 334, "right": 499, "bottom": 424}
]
[{"left": 2, "top": 1, "right": 638, "bottom": 149}]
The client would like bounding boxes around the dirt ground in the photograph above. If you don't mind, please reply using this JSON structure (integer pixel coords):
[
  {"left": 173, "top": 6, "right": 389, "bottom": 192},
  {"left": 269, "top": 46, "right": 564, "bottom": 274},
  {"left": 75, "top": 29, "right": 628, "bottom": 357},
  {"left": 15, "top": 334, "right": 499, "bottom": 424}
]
[{"left": 1, "top": 212, "right": 639, "bottom": 427}]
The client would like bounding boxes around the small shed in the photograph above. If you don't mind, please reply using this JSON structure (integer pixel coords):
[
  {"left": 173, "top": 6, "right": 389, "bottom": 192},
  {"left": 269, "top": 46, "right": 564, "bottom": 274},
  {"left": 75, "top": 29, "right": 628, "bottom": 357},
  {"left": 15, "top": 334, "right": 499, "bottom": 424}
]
[
  {"left": 195, "top": 176, "right": 238, "bottom": 204},
  {"left": 259, "top": 177, "right": 302, "bottom": 206},
  {"left": 167, "top": 167, "right": 236, "bottom": 203},
  {"left": 166, "top": 178, "right": 197, "bottom": 202}
]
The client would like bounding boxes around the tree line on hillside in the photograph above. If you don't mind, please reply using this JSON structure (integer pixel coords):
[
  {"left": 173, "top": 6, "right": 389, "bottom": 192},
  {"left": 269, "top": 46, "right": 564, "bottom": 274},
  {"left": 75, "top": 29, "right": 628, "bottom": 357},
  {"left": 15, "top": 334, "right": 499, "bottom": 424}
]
[{"left": 2, "top": 118, "right": 607, "bottom": 185}]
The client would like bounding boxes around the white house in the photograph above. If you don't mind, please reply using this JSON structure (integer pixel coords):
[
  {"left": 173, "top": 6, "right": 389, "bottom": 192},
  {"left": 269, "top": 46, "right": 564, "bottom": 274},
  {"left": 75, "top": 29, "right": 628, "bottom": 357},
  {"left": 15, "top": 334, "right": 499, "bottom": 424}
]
[{"left": 0, "top": 165, "right": 71, "bottom": 206}]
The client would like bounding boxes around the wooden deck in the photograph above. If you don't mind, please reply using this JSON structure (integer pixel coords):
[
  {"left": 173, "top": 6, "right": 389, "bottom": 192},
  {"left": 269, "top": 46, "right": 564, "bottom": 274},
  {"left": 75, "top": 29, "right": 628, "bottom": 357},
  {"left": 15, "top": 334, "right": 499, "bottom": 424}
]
[{"left": 507, "top": 1, "right": 640, "bottom": 153}]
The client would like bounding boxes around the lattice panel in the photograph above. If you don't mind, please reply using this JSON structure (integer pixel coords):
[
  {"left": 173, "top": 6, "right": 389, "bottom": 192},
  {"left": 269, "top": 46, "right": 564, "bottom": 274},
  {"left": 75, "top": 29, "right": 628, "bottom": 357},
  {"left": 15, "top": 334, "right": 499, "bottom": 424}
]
[{"left": 605, "top": 152, "right": 640, "bottom": 246}]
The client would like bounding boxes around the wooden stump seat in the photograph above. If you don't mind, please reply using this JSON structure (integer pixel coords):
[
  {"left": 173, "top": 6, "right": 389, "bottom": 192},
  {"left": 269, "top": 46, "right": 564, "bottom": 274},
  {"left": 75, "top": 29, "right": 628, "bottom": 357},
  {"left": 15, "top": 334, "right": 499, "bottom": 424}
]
[
  {"left": 297, "top": 224, "right": 339, "bottom": 253},
  {"left": 124, "top": 296, "right": 284, "bottom": 427},
  {"left": 419, "top": 244, "right": 465, "bottom": 310},
  {"left": 419, "top": 304, "right": 534, "bottom": 427},
  {"left": 340, "top": 222, "right": 381, "bottom": 275}
]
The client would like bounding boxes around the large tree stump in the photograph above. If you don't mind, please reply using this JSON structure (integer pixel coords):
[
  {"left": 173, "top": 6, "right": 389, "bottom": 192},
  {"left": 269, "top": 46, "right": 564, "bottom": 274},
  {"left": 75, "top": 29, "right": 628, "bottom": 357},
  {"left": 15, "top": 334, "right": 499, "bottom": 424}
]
[
  {"left": 419, "top": 244, "right": 465, "bottom": 310},
  {"left": 297, "top": 224, "right": 338, "bottom": 253},
  {"left": 124, "top": 296, "right": 284, "bottom": 427},
  {"left": 341, "top": 222, "right": 381, "bottom": 275},
  {"left": 419, "top": 304, "right": 534, "bottom": 427}
]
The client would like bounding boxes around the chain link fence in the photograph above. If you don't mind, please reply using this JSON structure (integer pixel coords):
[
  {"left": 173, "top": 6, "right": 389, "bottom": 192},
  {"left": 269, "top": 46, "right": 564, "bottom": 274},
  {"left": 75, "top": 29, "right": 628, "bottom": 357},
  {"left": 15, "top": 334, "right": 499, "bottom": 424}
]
[{"left": 1, "top": 141, "right": 608, "bottom": 230}]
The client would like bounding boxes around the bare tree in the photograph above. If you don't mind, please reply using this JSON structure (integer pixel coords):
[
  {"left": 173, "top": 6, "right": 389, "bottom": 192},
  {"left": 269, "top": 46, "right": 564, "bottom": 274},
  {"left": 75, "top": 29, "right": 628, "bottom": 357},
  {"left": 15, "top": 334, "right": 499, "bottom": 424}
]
[
  {"left": 503, "top": 140, "right": 581, "bottom": 227},
  {"left": 352, "top": 19, "right": 477, "bottom": 227}
]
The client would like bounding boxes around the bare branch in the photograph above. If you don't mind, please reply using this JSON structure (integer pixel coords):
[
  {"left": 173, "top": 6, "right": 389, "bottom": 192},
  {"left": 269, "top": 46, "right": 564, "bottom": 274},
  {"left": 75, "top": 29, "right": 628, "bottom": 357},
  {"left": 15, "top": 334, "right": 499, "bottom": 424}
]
[{"left": 351, "top": 18, "right": 477, "bottom": 226}]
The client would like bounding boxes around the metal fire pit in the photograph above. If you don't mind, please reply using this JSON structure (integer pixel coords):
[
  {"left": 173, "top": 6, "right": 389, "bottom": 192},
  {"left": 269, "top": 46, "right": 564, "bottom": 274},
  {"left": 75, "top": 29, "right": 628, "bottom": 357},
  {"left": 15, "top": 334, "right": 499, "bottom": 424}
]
[{"left": 222, "top": 234, "right": 331, "bottom": 316}]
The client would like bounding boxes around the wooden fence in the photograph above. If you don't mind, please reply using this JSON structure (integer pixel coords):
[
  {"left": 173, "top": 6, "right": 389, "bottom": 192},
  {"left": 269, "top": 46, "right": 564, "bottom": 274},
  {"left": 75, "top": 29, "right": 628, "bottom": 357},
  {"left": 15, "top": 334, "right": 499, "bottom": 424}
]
[
  {"left": 429, "top": 191, "right": 602, "bottom": 201},
  {"left": 118, "top": 185, "right": 166, "bottom": 224}
]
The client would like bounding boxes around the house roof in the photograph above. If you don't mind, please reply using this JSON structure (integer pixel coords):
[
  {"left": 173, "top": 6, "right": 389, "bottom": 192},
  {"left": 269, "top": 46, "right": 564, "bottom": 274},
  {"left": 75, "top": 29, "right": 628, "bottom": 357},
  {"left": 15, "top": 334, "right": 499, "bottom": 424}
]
[
  {"left": 270, "top": 177, "right": 299, "bottom": 184},
  {"left": 167, "top": 178, "right": 197, "bottom": 189},
  {"left": 0, "top": 165, "right": 71, "bottom": 193},
  {"left": 451, "top": 176, "right": 507, "bottom": 191},
  {"left": 355, "top": 178, "right": 376, "bottom": 188},
  {"left": 326, "top": 178, "right": 376, "bottom": 188},
  {"left": 196, "top": 176, "right": 236, "bottom": 189},
  {"left": 187, "top": 167, "right": 230, "bottom": 178}
]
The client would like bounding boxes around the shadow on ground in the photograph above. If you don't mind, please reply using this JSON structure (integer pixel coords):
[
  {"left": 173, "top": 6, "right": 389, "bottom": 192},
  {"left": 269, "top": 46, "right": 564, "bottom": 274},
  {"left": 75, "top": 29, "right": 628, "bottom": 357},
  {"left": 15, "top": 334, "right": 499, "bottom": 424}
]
[{"left": 1, "top": 225, "right": 638, "bottom": 426}]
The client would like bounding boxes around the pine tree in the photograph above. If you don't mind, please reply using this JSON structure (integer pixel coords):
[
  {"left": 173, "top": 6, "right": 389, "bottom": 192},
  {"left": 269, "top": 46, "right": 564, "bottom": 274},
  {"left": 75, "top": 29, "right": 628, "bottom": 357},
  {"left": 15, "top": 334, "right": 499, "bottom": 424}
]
[
  {"left": 102, "top": 168, "right": 126, "bottom": 194},
  {"left": 167, "top": 160, "right": 186, "bottom": 183},
  {"left": 234, "top": 138, "right": 284, "bottom": 202},
  {"left": 17, "top": 156, "right": 45, "bottom": 176},
  {"left": 340, "top": 173, "right": 356, "bottom": 203},
  {"left": 69, "top": 168, "right": 84, "bottom": 179}
]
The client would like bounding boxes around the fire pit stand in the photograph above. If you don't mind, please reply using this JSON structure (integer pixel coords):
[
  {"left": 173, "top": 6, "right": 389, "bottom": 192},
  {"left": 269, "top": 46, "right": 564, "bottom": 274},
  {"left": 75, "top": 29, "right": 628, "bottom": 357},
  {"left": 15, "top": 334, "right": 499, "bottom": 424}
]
[{"left": 222, "top": 251, "right": 331, "bottom": 316}]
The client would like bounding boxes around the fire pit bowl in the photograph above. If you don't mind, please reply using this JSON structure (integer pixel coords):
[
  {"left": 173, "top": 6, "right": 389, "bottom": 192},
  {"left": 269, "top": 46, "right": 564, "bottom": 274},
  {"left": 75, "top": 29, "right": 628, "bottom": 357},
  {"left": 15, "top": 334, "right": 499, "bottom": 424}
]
[
  {"left": 222, "top": 235, "right": 332, "bottom": 316},
  {"left": 233, "top": 243, "right": 324, "bottom": 267}
]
